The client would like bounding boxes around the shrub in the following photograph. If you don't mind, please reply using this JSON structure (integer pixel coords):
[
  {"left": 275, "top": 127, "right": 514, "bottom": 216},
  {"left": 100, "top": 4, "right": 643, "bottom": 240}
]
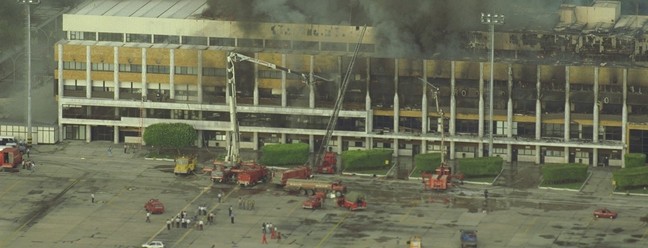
[
  {"left": 624, "top": 153, "right": 646, "bottom": 168},
  {"left": 613, "top": 166, "right": 648, "bottom": 190},
  {"left": 414, "top": 153, "right": 442, "bottom": 173},
  {"left": 541, "top": 163, "right": 588, "bottom": 184},
  {"left": 342, "top": 149, "right": 393, "bottom": 171},
  {"left": 457, "top": 157, "right": 503, "bottom": 177},
  {"left": 259, "top": 143, "right": 309, "bottom": 166}
]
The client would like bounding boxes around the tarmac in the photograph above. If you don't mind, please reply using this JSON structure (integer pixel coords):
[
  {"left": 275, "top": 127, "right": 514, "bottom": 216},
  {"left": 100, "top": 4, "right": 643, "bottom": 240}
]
[{"left": 1, "top": 141, "right": 647, "bottom": 248}]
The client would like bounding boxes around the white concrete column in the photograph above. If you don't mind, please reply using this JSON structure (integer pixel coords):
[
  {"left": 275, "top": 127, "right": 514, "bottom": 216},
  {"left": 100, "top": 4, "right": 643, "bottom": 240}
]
[
  {"left": 113, "top": 126, "right": 119, "bottom": 144},
  {"left": 58, "top": 44, "right": 64, "bottom": 140},
  {"left": 394, "top": 58, "right": 400, "bottom": 134},
  {"left": 422, "top": 60, "right": 428, "bottom": 135},
  {"left": 86, "top": 125, "right": 91, "bottom": 143},
  {"left": 564, "top": 66, "right": 571, "bottom": 141},
  {"left": 450, "top": 61, "right": 456, "bottom": 135},
  {"left": 506, "top": 64, "right": 513, "bottom": 162},
  {"left": 169, "top": 49, "right": 175, "bottom": 100},
  {"left": 309, "top": 135, "right": 315, "bottom": 153},
  {"left": 450, "top": 61, "right": 456, "bottom": 160},
  {"left": 622, "top": 68, "right": 628, "bottom": 168},
  {"left": 197, "top": 130, "right": 204, "bottom": 148},
  {"left": 142, "top": 48, "right": 147, "bottom": 99},
  {"left": 593, "top": 67, "right": 600, "bottom": 167},
  {"left": 337, "top": 136, "right": 343, "bottom": 154},
  {"left": 421, "top": 140, "right": 427, "bottom": 154},
  {"left": 197, "top": 50, "right": 203, "bottom": 103},
  {"left": 309, "top": 55, "right": 315, "bottom": 108},
  {"left": 253, "top": 132, "right": 259, "bottom": 150},
  {"left": 281, "top": 54, "right": 287, "bottom": 107},
  {"left": 254, "top": 53, "right": 259, "bottom": 106},
  {"left": 535, "top": 65, "right": 542, "bottom": 164},
  {"left": 365, "top": 57, "right": 372, "bottom": 136},
  {"left": 281, "top": 133, "right": 286, "bottom": 144},
  {"left": 478, "top": 62, "right": 485, "bottom": 157},
  {"left": 86, "top": 45, "right": 91, "bottom": 98},
  {"left": 114, "top": 47, "right": 119, "bottom": 100},
  {"left": 564, "top": 66, "right": 571, "bottom": 162}
]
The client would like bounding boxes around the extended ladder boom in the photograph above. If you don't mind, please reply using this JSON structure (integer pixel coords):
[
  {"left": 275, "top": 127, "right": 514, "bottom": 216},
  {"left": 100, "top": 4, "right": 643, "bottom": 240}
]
[
  {"left": 228, "top": 53, "right": 331, "bottom": 84},
  {"left": 419, "top": 78, "right": 445, "bottom": 164},
  {"left": 225, "top": 52, "right": 332, "bottom": 163},
  {"left": 313, "top": 26, "right": 367, "bottom": 170}
]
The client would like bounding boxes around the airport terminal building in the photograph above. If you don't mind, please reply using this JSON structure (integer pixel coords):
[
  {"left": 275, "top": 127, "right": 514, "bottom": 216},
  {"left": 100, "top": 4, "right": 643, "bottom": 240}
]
[{"left": 55, "top": 0, "right": 648, "bottom": 167}]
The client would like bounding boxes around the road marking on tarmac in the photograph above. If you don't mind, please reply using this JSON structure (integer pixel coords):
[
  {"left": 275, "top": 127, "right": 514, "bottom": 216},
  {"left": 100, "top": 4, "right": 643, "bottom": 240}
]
[
  {"left": 145, "top": 184, "right": 240, "bottom": 247},
  {"left": 316, "top": 211, "right": 351, "bottom": 248},
  {"left": 523, "top": 216, "right": 538, "bottom": 233}
]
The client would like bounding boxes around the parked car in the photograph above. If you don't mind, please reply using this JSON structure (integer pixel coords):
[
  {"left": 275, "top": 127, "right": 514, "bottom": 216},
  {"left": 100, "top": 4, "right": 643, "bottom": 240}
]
[
  {"left": 141, "top": 240, "right": 164, "bottom": 248},
  {"left": 460, "top": 229, "right": 478, "bottom": 248},
  {"left": 593, "top": 208, "right": 617, "bottom": 219},
  {"left": 144, "top": 199, "right": 165, "bottom": 214}
]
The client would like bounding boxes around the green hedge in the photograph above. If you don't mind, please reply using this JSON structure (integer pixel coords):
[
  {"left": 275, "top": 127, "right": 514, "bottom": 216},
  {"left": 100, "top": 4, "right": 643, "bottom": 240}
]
[
  {"left": 414, "top": 153, "right": 442, "bottom": 173},
  {"left": 541, "top": 163, "right": 588, "bottom": 184},
  {"left": 259, "top": 143, "right": 309, "bottom": 166},
  {"left": 457, "top": 157, "right": 503, "bottom": 177},
  {"left": 613, "top": 166, "right": 648, "bottom": 190},
  {"left": 624, "top": 153, "right": 646, "bottom": 168},
  {"left": 342, "top": 149, "right": 393, "bottom": 171}
]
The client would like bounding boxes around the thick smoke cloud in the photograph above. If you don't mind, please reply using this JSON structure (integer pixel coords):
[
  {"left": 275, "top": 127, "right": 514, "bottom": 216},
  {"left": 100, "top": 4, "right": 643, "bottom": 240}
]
[{"left": 204, "top": 0, "right": 647, "bottom": 57}]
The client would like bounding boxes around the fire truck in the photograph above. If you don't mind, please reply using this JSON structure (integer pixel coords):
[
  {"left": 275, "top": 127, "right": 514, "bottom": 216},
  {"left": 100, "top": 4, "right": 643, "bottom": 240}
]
[
  {"left": 1, "top": 147, "right": 23, "bottom": 172},
  {"left": 174, "top": 155, "right": 197, "bottom": 175},
  {"left": 212, "top": 52, "right": 327, "bottom": 183},
  {"left": 284, "top": 178, "right": 347, "bottom": 196},
  {"left": 211, "top": 160, "right": 239, "bottom": 183},
  {"left": 272, "top": 166, "right": 312, "bottom": 186},
  {"left": 336, "top": 191, "right": 367, "bottom": 211},
  {"left": 235, "top": 162, "right": 270, "bottom": 187},
  {"left": 421, "top": 163, "right": 464, "bottom": 190},
  {"left": 302, "top": 191, "right": 326, "bottom": 209},
  {"left": 316, "top": 148, "right": 337, "bottom": 174},
  {"left": 418, "top": 78, "right": 465, "bottom": 191}
]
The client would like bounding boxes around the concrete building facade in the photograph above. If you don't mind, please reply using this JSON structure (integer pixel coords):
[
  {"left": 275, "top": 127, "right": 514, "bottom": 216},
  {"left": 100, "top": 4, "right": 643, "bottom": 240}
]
[{"left": 55, "top": 0, "right": 648, "bottom": 167}]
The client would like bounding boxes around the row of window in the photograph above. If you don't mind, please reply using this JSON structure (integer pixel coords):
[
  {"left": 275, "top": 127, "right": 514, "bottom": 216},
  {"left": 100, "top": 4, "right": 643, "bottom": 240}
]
[
  {"left": 68, "top": 31, "right": 375, "bottom": 53},
  {"left": 67, "top": 62, "right": 202, "bottom": 75}
]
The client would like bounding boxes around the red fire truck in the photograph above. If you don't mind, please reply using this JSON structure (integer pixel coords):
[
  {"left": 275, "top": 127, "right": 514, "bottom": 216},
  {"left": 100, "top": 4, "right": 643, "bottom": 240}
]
[{"left": 272, "top": 166, "right": 312, "bottom": 186}]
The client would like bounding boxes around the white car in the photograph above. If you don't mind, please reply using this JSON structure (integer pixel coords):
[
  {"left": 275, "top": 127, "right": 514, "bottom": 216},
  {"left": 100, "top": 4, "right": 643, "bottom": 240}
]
[{"left": 141, "top": 241, "right": 164, "bottom": 248}]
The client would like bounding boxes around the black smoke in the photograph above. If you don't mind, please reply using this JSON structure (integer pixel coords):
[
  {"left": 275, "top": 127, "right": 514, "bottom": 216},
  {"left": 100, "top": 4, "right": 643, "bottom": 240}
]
[{"left": 203, "top": 0, "right": 648, "bottom": 57}]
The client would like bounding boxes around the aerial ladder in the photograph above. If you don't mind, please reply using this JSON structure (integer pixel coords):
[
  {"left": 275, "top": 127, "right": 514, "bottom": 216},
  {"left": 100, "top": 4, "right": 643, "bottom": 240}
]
[
  {"left": 419, "top": 78, "right": 446, "bottom": 165},
  {"left": 224, "top": 52, "right": 331, "bottom": 163},
  {"left": 313, "top": 25, "right": 367, "bottom": 174},
  {"left": 418, "top": 78, "right": 462, "bottom": 190}
]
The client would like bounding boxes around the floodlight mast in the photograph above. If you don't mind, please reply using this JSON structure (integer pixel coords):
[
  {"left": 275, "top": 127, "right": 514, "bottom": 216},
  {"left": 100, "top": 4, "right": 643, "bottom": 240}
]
[{"left": 480, "top": 12, "right": 504, "bottom": 157}]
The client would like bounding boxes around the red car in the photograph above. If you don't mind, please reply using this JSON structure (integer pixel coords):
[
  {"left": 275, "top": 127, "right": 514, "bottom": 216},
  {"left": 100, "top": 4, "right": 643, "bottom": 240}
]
[
  {"left": 144, "top": 199, "right": 165, "bottom": 214},
  {"left": 593, "top": 208, "right": 617, "bottom": 219}
]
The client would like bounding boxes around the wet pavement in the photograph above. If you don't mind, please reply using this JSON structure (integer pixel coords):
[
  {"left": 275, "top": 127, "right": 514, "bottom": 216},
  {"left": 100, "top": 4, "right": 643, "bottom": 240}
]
[{"left": 1, "top": 141, "right": 647, "bottom": 248}]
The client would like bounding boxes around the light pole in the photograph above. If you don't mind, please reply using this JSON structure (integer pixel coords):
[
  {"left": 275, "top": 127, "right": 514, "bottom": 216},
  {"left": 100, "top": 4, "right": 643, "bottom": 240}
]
[
  {"left": 18, "top": 0, "right": 40, "bottom": 147},
  {"left": 481, "top": 12, "right": 504, "bottom": 157}
]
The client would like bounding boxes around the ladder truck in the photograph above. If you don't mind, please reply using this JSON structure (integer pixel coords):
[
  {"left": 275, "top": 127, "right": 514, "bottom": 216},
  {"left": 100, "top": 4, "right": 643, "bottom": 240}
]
[
  {"left": 211, "top": 52, "right": 329, "bottom": 182},
  {"left": 418, "top": 78, "right": 464, "bottom": 190},
  {"left": 313, "top": 25, "right": 367, "bottom": 174}
]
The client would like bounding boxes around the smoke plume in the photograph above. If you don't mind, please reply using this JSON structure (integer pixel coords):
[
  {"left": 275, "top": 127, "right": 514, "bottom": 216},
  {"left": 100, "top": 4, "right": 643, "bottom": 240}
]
[{"left": 204, "top": 0, "right": 647, "bottom": 57}]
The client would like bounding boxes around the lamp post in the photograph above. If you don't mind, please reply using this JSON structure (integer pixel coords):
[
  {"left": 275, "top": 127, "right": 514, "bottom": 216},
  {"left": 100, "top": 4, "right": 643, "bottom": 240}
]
[
  {"left": 18, "top": 0, "right": 40, "bottom": 147},
  {"left": 481, "top": 12, "right": 504, "bottom": 157}
]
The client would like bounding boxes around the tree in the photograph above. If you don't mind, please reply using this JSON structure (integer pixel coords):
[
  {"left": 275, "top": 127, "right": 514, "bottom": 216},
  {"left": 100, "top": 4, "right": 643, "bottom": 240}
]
[{"left": 143, "top": 123, "right": 197, "bottom": 154}]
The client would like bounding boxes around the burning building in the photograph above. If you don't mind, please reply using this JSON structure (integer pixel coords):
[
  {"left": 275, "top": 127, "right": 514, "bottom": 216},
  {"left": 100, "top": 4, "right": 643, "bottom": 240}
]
[{"left": 55, "top": 0, "right": 648, "bottom": 166}]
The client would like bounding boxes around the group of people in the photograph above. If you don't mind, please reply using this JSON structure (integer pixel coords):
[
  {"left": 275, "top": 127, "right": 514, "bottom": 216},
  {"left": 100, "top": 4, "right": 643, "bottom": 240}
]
[
  {"left": 21, "top": 159, "right": 36, "bottom": 172},
  {"left": 261, "top": 222, "right": 280, "bottom": 244},
  {"left": 238, "top": 197, "right": 255, "bottom": 210}
]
